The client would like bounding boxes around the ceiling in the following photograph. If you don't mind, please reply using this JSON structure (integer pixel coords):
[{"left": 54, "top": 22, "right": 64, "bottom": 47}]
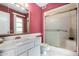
[
  {"left": 0, "top": 3, "right": 47, "bottom": 14},
  {"left": 1, "top": 3, "right": 28, "bottom": 14}
]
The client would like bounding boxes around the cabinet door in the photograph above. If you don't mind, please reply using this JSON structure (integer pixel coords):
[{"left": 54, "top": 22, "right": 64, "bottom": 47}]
[
  {"left": 28, "top": 46, "right": 40, "bottom": 56},
  {"left": 19, "top": 52, "right": 27, "bottom": 56},
  {"left": 0, "top": 11, "right": 10, "bottom": 34}
]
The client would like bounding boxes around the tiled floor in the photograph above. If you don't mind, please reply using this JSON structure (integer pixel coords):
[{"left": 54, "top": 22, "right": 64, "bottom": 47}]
[{"left": 41, "top": 44, "right": 77, "bottom": 56}]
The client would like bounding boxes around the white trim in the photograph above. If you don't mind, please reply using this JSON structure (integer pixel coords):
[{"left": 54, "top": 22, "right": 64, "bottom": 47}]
[
  {"left": 14, "top": 14, "right": 23, "bottom": 34},
  {"left": 43, "top": 11, "right": 46, "bottom": 43},
  {"left": 12, "top": 12, "right": 25, "bottom": 17},
  {"left": 29, "top": 11, "right": 31, "bottom": 33},
  {"left": 27, "top": 11, "right": 30, "bottom": 33},
  {"left": 27, "top": 10, "right": 31, "bottom": 33},
  {"left": 44, "top": 4, "right": 77, "bottom": 17},
  {"left": 77, "top": 3, "right": 79, "bottom": 55}
]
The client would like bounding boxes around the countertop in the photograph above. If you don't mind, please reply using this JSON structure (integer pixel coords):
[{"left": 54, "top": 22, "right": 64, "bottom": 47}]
[{"left": 0, "top": 33, "right": 41, "bottom": 37}]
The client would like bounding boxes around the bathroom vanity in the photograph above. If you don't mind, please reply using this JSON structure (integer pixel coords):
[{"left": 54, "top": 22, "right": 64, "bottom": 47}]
[{"left": 0, "top": 33, "right": 41, "bottom": 56}]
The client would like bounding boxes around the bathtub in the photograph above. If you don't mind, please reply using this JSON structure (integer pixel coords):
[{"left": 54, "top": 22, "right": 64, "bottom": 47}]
[{"left": 41, "top": 44, "right": 77, "bottom": 56}]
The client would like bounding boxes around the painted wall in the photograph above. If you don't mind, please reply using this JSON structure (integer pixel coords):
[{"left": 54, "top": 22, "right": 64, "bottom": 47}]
[
  {"left": 27, "top": 3, "right": 67, "bottom": 42},
  {"left": 28, "top": 3, "right": 43, "bottom": 33},
  {"left": 44, "top": 3, "right": 67, "bottom": 11},
  {"left": 28, "top": 3, "right": 43, "bottom": 42},
  {"left": 0, "top": 4, "right": 27, "bottom": 33}
]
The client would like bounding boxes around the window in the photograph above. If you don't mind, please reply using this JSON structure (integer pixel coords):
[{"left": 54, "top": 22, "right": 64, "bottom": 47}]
[{"left": 15, "top": 16, "right": 23, "bottom": 34}]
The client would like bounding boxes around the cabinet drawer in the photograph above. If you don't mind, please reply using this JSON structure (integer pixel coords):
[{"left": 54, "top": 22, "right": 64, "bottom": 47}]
[
  {"left": 15, "top": 42, "right": 34, "bottom": 55},
  {"left": 28, "top": 46, "right": 40, "bottom": 56},
  {"left": 1, "top": 49, "right": 15, "bottom": 56}
]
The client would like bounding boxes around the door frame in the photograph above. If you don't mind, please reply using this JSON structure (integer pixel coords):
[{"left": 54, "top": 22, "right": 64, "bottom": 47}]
[{"left": 77, "top": 3, "right": 79, "bottom": 55}]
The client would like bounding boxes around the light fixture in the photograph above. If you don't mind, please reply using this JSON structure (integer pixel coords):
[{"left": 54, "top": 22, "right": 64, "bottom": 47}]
[
  {"left": 24, "top": 3, "right": 28, "bottom": 8},
  {"left": 15, "top": 3, "right": 20, "bottom": 7},
  {"left": 15, "top": 3, "right": 28, "bottom": 8},
  {"left": 21, "top": 7, "right": 25, "bottom": 10},
  {"left": 14, "top": 3, "right": 28, "bottom": 10}
]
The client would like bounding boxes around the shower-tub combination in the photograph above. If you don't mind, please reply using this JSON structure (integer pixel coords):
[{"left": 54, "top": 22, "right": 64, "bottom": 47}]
[{"left": 43, "top": 3, "right": 77, "bottom": 56}]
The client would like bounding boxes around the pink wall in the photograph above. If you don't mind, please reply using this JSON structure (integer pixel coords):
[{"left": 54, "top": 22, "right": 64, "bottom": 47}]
[
  {"left": 28, "top": 3, "right": 67, "bottom": 42},
  {"left": 44, "top": 3, "right": 67, "bottom": 11},
  {"left": 28, "top": 3, "right": 43, "bottom": 33},
  {"left": 28, "top": 3, "right": 43, "bottom": 42}
]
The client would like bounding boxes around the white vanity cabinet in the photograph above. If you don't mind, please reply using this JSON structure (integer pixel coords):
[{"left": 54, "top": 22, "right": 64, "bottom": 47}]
[
  {"left": 28, "top": 37, "right": 41, "bottom": 56},
  {"left": 0, "top": 33, "right": 41, "bottom": 56},
  {"left": 0, "top": 11, "right": 10, "bottom": 35},
  {"left": 28, "top": 45, "right": 40, "bottom": 56}
]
